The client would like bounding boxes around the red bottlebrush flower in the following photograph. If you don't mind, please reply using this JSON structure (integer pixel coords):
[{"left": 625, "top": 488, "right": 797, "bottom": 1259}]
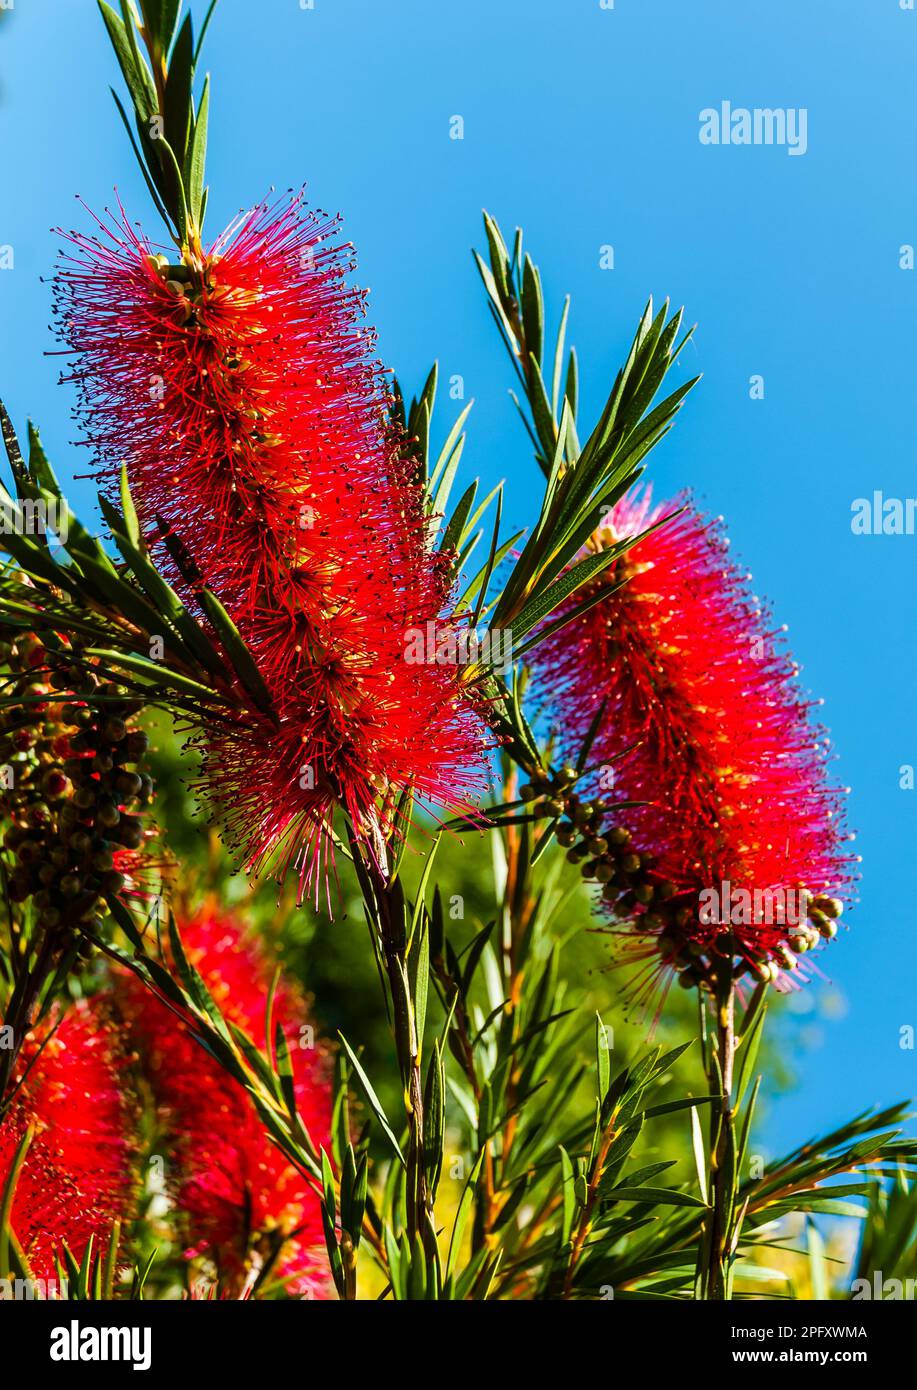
[
  {"left": 54, "top": 196, "right": 490, "bottom": 895},
  {"left": 532, "top": 490, "right": 856, "bottom": 999},
  {"left": 118, "top": 902, "right": 333, "bottom": 1298},
  {"left": 0, "top": 999, "right": 138, "bottom": 1280}
]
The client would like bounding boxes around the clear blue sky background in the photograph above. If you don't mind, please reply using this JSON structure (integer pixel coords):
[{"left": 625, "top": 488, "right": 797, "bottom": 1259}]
[{"left": 1, "top": 0, "right": 915, "bottom": 1153}]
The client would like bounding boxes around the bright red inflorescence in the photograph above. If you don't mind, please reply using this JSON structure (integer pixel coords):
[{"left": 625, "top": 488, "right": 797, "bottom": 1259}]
[
  {"left": 54, "top": 196, "right": 491, "bottom": 896},
  {"left": 532, "top": 489, "right": 857, "bottom": 1001},
  {"left": 0, "top": 998, "right": 138, "bottom": 1281},
  {"left": 118, "top": 903, "right": 333, "bottom": 1298}
]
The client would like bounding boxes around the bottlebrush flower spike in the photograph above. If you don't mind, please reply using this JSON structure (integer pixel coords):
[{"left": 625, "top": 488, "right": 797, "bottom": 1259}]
[
  {"left": 0, "top": 998, "right": 138, "bottom": 1280},
  {"left": 118, "top": 902, "right": 333, "bottom": 1298},
  {"left": 532, "top": 489, "right": 856, "bottom": 1002},
  {"left": 54, "top": 196, "right": 490, "bottom": 896}
]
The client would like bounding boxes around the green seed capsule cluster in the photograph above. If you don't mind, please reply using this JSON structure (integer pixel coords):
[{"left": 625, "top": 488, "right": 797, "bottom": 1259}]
[
  {"left": 782, "top": 894, "right": 844, "bottom": 955},
  {"left": 520, "top": 769, "right": 844, "bottom": 990},
  {"left": 521, "top": 765, "right": 674, "bottom": 906},
  {"left": 0, "top": 632, "right": 152, "bottom": 959},
  {"left": 664, "top": 890, "right": 845, "bottom": 990}
]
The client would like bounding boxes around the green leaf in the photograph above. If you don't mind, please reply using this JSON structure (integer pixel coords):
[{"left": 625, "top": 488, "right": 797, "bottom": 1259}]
[
  {"left": 84, "top": 647, "right": 218, "bottom": 701},
  {"left": 197, "top": 586, "right": 275, "bottom": 717},
  {"left": 460, "top": 919, "right": 495, "bottom": 997},
  {"left": 558, "top": 1146, "right": 575, "bottom": 1250},
  {"left": 691, "top": 1103, "right": 708, "bottom": 1204},
  {"left": 551, "top": 296, "right": 571, "bottom": 419},
  {"left": 806, "top": 1217, "right": 828, "bottom": 1300},
  {"left": 607, "top": 1185, "right": 708, "bottom": 1209},
  {"left": 439, "top": 480, "right": 477, "bottom": 560},
  {"left": 429, "top": 401, "right": 473, "bottom": 499},
  {"left": 521, "top": 254, "right": 544, "bottom": 368},
  {"left": 318, "top": 1148, "right": 345, "bottom": 1299},
  {"left": 471, "top": 486, "right": 503, "bottom": 629},
  {"left": 102, "top": 1221, "right": 122, "bottom": 1299},
  {"left": 140, "top": 0, "right": 182, "bottom": 56},
  {"left": 457, "top": 527, "right": 521, "bottom": 614},
  {"left": 193, "top": 0, "right": 219, "bottom": 65},
  {"left": 336, "top": 1032, "right": 405, "bottom": 1167},
  {"left": 343, "top": 1147, "right": 368, "bottom": 1250},
  {"left": 482, "top": 212, "right": 512, "bottom": 304},
  {"left": 411, "top": 918, "right": 430, "bottom": 1063},
  {"left": 510, "top": 547, "right": 618, "bottom": 643},
  {"left": 737, "top": 1075, "right": 761, "bottom": 1179},
  {"left": 446, "top": 1150, "right": 484, "bottom": 1281},
  {"left": 162, "top": 11, "right": 194, "bottom": 165},
  {"left": 565, "top": 347, "right": 579, "bottom": 417},
  {"left": 0, "top": 403, "right": 37, "bottom": 510},
  {"left": 320, "top": 1146, "right": 336, "bottom": 1219},
  {"left": 78, "top": 1234, "right": 96, "bottom": 1295},
  {"left": 109, "top": 88, "right": 173, "bottom": 227},
  {"left": 429, "top": 435, "right": 466, "bottom": 526},
  {"left": 184, "top": 73, "right": 210, "bottom": 226},
  {"left": 99, "top": 2, "right": 156, "bottom": 121},
  {"left": 422, "top": 1041, "right": 446, "bottom": 1196},
  {"left": 641, "top": 1095, "right": 717, "bottom": 1120},
  {"left": 734, "top": 992, "right": 768, "bottom": 1111},
  {"left": 595, "top": 1012, "right": 611, "bottom": 1104},
  {"left": 117, "top": 462, "right": 142, "bottom": 549},
  {"left": 0, "top": 1123, "right": 33, "bottom": 1279},
  {"left": 99, "top": 502, "right": 225, "bottom": 672},
  {"left": 526, "top": 353, "right": 556, "bottom": 461},
  {"left": 274, "top": 1021, "right": 298, "bottom": 1123}
]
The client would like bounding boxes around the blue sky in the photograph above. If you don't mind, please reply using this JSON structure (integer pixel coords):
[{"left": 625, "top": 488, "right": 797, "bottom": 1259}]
[{"left": 1, "top": 0, "right": 915, "bottom": 1152}]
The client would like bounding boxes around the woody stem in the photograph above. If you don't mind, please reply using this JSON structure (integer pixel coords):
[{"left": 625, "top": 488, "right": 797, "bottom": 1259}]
[
  {"left": 699, "top": 959, "right": 738, "bottom": 1299},
  {"left": 363, "top": 850, "right": 437, "bottom": 1261},
  {"left": 0, "top": 931, "right": 56, "bottom": 1111}
]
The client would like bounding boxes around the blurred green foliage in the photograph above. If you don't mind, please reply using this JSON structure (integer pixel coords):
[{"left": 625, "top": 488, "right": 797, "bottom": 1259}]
[{"left": 143, "top": 710, "right": 797, "bottom": 1166}]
